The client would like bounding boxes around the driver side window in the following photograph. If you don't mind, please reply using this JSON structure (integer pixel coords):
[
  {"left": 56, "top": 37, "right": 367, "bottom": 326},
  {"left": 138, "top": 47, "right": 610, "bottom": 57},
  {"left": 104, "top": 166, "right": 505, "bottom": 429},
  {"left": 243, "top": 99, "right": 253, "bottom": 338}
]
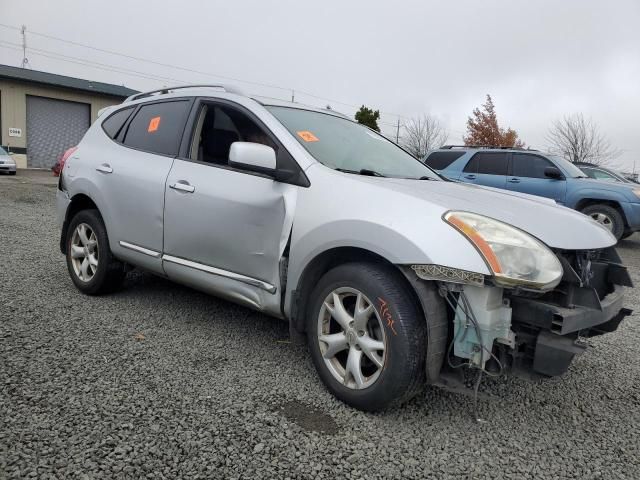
[{"left": 190, "top": 104, "right": 276, "bottom": 165}]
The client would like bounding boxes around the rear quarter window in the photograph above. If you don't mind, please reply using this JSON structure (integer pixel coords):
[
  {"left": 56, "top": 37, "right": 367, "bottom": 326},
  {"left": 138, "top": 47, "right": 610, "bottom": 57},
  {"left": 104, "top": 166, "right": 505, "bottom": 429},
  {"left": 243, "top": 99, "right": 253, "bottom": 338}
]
[
  {"left": 102, "top": 107, "right": 134, "bottom": 140},
  {"left": 122, "top": 100, "right": 191, "bottom": 156},
  {"left": 424, "top": 151, "right": 465, "bottom": 170}
]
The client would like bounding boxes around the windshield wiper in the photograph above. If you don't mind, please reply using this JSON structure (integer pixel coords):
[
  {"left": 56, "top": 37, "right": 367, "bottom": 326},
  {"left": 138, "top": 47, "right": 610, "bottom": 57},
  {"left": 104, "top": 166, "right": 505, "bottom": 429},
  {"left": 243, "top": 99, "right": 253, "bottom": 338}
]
[
  {"left": 336, "top": 168, "right": 386, "bottom": 177},
  {"left": 418, "top": 176, "right": 438, "bottom": 181}
]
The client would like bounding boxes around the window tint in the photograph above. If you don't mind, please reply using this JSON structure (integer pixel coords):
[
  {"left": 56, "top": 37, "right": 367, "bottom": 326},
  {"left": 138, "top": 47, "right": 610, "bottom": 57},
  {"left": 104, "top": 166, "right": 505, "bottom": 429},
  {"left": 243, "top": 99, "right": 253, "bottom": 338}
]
[
  {"left": 463, "top": 152, "right": 508, "bottom": 175},
  {"left": 512, "top": 153, "right": 554, "bottom": 179},
  {"left": 123, "top": 101, "right": 191, "bottom": 156},
  {"left": 102, "top": 107, "right": 134, "bottom": 139},
  {"left": 424, "top": 151, "right": 465, "bottom": 170}
]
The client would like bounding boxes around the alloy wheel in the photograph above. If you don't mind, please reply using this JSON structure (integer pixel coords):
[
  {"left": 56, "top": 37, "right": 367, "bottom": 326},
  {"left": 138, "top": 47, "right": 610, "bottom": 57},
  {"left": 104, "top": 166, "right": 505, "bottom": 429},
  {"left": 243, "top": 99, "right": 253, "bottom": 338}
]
[
  {"left": 317, "top": 287, "right": 386, "bottom": 390},
  {"left": 70, "top": 223, "right": 99, "bottom": 282},
  {"left": 590, "top": 212, "right": 614, "bottom": 231}
]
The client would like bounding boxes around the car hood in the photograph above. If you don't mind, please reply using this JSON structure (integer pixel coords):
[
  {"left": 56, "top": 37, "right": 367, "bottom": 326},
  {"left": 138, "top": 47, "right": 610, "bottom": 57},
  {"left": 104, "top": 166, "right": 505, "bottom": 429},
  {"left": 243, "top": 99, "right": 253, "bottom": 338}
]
[
  {"left": 572, "top": 176, "right": 638, "bottom": 192},
  {"left": 358, "top": 176, "right": 616, "bottom": 250}
]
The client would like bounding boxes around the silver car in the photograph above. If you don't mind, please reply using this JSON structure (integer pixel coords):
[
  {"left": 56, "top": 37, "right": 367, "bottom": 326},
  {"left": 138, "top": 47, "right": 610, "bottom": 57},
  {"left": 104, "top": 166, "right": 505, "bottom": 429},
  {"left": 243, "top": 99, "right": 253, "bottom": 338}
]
[
  {"left": 0, "top": 146, "right": 17, "bottom": 174},
  {"left": 57, "top": 85, "right": 632, "bottom": 411}
]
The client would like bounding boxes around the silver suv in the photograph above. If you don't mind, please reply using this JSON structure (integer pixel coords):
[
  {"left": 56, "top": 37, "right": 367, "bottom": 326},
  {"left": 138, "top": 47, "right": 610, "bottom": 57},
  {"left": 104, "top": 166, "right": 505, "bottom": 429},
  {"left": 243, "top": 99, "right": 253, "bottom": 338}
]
[{"left": 57, "top": 85, "right": 632, "bottom": 411}]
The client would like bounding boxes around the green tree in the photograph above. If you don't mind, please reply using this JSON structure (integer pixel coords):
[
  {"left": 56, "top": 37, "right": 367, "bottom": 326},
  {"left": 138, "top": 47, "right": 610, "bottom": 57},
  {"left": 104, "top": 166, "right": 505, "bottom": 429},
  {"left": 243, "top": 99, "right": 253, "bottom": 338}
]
[
  {"left": 355, "top": 105, "right": 381, "bottom": 132},
  {"left": 463, "top": 95, "right": 524, "bottom": 147}
]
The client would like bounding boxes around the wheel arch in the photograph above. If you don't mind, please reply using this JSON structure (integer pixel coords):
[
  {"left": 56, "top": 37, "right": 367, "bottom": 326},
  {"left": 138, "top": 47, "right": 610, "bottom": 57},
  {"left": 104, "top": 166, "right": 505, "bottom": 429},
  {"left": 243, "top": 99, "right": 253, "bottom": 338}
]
[
  {"left": 289, "top": 246, "right": 425, "bottom": 334},
  {"left": 574, "top": 198, "right": 628, "bottom": 227},
  {"left": 59, "top": 193, "right": 101, "bottom": 254}
]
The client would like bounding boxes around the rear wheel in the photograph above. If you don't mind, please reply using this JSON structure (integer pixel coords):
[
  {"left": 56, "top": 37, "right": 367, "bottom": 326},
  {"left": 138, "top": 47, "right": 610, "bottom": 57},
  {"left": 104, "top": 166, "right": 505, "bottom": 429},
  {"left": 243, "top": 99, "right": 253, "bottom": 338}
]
[
  {"left": 66, "top": 209, "right": 126, "bottom": 295},
  {"left": 306, "top": 262, "right": 428, "bottom": 411},
  {"left": 581, "top": 204, "right": 625, "bottom": 240}
]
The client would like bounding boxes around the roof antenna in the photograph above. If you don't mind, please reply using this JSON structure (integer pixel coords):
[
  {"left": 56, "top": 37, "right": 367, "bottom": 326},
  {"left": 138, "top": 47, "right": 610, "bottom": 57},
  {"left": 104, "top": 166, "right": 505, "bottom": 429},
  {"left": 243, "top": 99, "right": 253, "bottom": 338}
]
[{"left": 20, "top": 25, "right": 31, "bottom": 69}]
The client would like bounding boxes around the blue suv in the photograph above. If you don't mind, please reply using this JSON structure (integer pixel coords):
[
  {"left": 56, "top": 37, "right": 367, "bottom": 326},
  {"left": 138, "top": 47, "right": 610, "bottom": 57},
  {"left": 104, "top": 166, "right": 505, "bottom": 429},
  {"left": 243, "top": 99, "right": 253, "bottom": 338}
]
[{"left": 425, "top": 146, "right": 640, "bottom": 240}]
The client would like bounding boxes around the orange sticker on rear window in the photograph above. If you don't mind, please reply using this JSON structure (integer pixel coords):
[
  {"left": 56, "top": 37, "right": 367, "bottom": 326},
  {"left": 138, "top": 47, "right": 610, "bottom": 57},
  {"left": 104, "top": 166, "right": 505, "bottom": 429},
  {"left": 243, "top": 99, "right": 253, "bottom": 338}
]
[
  {"left": 297, "top": 131, "right": 319, "bottom": 142},
  {"left": 148, "top": 116, "right": 161, "bottom": 132}
]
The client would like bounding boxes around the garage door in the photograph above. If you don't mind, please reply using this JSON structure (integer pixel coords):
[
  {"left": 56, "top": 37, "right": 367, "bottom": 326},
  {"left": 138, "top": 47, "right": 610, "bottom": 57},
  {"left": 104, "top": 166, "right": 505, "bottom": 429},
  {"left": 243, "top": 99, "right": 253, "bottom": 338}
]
[{"left": 26, "top": 96, "right": 90, "bottom": 168}]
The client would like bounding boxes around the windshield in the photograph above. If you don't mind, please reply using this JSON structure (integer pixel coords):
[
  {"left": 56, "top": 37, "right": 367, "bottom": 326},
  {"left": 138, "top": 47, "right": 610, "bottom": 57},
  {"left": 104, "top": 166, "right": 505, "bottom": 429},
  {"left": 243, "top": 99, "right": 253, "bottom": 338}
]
[
  {"left": 0, "top": 146, "right": 8, "bottom": 156},
  {"left": 549, "top": 155, "right": 588, "bottom": 178},
  {"left": 266, "top": 106, "right": 440, "bottom": 180}
]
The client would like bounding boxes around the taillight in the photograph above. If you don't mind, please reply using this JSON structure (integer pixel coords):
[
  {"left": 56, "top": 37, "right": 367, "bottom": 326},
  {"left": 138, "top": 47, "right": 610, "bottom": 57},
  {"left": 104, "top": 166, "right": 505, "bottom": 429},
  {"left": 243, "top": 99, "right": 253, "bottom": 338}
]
[
  {"left": 60, "top": 146, "right": 78, "bottom": 171},
  {"left": 58, "top": 146, "right": 78, "bottom": 190}
]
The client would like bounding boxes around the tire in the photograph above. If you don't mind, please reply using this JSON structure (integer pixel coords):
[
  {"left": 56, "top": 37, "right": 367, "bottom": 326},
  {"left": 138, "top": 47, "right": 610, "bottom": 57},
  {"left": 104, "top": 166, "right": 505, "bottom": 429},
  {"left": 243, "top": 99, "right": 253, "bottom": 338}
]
[
  {"left": 581, "top": 204, "right": 625, "bottom": 240},
  {"left": 9, "top": 171, "right": 16, "bottom": 175},
  {"left": 306, "top": 262, "right": 428, "bottom": 412},
  {"left": 65, "top": 209, "right": 126, "bottom": 295}
]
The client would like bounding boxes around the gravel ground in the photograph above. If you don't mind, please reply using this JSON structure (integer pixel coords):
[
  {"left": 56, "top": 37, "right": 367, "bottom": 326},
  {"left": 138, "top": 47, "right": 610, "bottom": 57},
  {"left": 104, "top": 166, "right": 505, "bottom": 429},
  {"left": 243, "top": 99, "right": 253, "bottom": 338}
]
[{"left": 1, "top": 175, "right": 639, "bottom": 479}]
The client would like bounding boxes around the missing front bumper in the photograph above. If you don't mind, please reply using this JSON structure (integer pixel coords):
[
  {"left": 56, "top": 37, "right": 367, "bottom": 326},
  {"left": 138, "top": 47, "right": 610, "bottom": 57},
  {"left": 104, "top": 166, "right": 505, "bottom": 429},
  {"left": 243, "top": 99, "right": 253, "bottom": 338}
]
[{"left": 509, "top": 286, "right": 632, "bottom": 377}]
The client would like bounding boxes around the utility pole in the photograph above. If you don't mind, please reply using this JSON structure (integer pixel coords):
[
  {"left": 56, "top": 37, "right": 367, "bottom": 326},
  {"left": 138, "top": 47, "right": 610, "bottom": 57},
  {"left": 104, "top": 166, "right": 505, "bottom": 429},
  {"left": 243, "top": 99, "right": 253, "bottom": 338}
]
[
  {"left": 291, "top": 90, "right": 295, "bottom": 103},
  {"left": 20, "top": 25, "right": 30, "bottom": 69},
  {"left": 395, "top": 118, "right": 401, "bottom": 144}
]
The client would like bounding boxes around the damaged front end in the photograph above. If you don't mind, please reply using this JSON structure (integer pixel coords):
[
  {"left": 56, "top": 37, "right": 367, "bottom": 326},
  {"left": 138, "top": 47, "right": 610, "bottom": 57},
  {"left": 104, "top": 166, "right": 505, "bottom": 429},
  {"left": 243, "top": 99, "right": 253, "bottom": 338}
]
[{"left": 432, "top": 247, "right": 633, "bottom": 382}]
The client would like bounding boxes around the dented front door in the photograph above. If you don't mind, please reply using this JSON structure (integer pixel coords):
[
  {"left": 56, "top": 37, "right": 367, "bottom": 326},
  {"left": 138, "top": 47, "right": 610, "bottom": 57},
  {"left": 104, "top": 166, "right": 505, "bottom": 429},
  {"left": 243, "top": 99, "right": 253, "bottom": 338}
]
[{"left": 162, "top": 158, "right": 294, "bottom": 294}]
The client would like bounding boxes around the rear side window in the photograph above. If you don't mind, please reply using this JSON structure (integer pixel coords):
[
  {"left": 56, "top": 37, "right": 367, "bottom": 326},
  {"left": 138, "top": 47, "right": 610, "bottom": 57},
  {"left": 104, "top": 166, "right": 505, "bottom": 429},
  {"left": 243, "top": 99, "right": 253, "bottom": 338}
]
[
  {"left": 424, "top": 151, "right": 465, "bottom": 170},
  {"left": 463, "top": 152, "right": 508, "bottom": 175},
  {"left": 102, "top": 107, "right": 134, "bottom": 139},
  {"left": 512, "top": 153, "right": 554, "bottom": 179},
  {"left": 123, "top": 100, "right": 191, "bottom": 156}
]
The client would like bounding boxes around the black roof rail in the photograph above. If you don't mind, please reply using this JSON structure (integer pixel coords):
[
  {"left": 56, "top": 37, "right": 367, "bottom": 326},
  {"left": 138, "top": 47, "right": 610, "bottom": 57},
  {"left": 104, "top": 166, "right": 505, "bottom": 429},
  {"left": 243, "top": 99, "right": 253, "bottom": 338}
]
[
  {"left": 440, "top": 145, "right": 538, "bottom": 151},
  {"left": 125, "top": 84, "right": 244, "bottom": 102}
]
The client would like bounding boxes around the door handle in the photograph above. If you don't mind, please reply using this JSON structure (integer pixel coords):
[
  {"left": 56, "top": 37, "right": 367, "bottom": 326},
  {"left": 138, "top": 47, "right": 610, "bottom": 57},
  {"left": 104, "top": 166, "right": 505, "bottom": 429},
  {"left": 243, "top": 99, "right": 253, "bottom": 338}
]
[
  {"left": 464, "top": 174, "right": 476, "bottom": 180},
  {"left": 170, "top": 181, "right": 195, "bottom": 193},
  {"left": 96, "top": 164, "right": 113, "bottom": 174},
  {"left": 508, "top": 177, "right": 520, "bottom": 183}
]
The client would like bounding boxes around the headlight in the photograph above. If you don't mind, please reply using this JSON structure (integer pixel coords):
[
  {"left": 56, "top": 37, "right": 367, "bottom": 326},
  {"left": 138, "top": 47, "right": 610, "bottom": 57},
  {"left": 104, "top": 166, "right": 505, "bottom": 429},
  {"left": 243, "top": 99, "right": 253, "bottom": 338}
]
[{"left": 444, "top": 211, "right": 563, "bottom": 290}]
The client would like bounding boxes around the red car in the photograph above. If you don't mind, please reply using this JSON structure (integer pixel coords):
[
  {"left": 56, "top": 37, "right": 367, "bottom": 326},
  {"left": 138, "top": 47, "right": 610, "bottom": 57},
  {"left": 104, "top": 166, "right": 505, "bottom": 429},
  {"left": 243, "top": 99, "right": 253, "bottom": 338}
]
[{"left": 52, "top": 146, "right": 78, "bottom": 176}]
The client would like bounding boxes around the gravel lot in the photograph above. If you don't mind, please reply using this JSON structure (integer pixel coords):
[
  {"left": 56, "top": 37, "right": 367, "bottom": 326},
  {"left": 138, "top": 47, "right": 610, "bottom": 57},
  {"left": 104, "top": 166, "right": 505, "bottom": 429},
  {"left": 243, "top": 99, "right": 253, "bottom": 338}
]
[{"left": 1, "top": 171, "right": 639, "bottom": 479}]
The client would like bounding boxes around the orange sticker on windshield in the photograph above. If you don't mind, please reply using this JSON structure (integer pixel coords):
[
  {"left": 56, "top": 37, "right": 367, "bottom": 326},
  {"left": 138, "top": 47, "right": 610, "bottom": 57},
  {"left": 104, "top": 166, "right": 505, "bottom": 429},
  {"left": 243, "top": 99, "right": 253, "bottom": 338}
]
[
  {"left": 148, "top": 116, "right": 161, "bottom": 132},
  {"left": 297, "top": 130, "right": 319, "bottom": 142}
]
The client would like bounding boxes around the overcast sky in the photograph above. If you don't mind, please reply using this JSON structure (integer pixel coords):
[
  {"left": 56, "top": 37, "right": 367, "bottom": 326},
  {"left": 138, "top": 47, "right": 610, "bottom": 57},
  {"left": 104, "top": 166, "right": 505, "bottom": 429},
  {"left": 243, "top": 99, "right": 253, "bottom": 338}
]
[{"left": 1, "top": 0, "right": 639, "bottom": 169}]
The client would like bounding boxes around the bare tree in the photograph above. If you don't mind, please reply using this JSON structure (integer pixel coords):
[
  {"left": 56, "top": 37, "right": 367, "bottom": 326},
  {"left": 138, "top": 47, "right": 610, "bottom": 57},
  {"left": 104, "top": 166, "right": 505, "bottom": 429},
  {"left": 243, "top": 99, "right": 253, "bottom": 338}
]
[
  {"left": 546, "top": 113, "right": 620, "bottom": 166},
  {"left": 401, "top": 115, "right": 448, "bottom": 158}
]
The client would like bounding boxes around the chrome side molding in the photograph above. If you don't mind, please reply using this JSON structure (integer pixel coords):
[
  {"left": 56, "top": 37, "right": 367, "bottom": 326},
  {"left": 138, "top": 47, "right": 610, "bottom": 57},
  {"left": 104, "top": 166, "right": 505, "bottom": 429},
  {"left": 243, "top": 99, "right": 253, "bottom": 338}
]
[
  {"left": 119, "top": 241, "right": 161, "bottom": 258},
  {"left": 162, "top": 254, "right": 277, "bottom": 294}
]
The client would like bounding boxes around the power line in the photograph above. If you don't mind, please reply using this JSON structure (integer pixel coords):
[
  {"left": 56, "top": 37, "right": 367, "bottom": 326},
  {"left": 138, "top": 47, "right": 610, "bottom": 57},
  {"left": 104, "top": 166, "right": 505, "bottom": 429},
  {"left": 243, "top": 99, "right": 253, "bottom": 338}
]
[
  {"left": 0, "top": 41, "right": 189, "bottom": 85},
  {"left": 0, "top": 22, "right": 409, "bottom": 120}
]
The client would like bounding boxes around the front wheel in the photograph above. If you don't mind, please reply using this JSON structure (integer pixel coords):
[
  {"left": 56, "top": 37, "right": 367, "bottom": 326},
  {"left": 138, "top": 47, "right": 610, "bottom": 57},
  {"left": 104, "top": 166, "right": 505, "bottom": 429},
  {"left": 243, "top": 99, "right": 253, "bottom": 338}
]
[
  {"left": 306, "top": 262, "right": 428, "bottom": 411},
  {"left": 581, "top": 204, "right": 625, "bottom": 240}
]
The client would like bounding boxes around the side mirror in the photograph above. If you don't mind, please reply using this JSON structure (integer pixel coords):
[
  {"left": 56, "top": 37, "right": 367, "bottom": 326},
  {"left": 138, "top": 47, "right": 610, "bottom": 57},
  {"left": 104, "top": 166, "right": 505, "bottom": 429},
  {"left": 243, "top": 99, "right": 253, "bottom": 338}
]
[
  {"left": 544, "top": 166, "right": 563, "bottom": 180},
  {"left": 228, "top": 142, "right": 276, "bottom": 175}
]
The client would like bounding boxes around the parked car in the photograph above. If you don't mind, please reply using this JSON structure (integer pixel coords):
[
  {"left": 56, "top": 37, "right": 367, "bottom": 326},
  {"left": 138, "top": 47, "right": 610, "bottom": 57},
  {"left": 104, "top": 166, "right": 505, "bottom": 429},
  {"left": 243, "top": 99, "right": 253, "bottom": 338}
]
[
  {"left": 0, "top": 146, "right": 17, "bottom": 175},
  {"left": 52, "top": 146, "right": 78, "bottom": 177},
  {"left": 57, "top": 86, "right": 632, "bottom": 411},
  {"left": 425, "top": 146, "right": 640, "bottom": 240},
  {"left": 575, "top": 162, "right": 638, "bottom": 184}
]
